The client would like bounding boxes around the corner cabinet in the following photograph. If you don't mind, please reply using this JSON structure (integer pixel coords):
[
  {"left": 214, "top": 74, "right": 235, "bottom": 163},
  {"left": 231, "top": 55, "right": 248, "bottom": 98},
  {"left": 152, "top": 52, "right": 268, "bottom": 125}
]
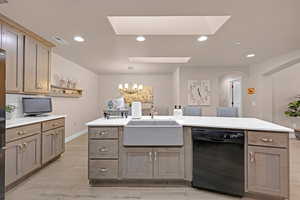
[
  {"left": 0, "top": 24, "right": 24, "bottom": 93},
  {"left": 24, "top": 36, "right": 51, "bottom": 94},
  {"left": 247, "top": 131, "right": 289, "bottom": 199}
]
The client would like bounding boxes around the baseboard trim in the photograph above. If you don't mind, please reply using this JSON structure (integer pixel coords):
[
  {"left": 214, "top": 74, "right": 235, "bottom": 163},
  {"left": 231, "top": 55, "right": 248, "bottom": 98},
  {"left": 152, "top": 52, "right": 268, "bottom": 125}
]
[{"left": 65, "top": 129, "right": 88, "bottom": 143}]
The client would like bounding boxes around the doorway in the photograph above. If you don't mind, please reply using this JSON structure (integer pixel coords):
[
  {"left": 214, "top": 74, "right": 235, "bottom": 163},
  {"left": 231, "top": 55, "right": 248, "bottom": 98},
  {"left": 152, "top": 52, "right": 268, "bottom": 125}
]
[{"left": 230, "top": 79, "right": 242, "bottom": 116}]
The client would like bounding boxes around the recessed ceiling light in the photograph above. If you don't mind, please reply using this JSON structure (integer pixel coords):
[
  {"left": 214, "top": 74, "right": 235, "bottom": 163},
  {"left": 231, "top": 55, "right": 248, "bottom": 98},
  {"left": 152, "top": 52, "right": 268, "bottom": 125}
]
[
  {"left": 73, "top": 36, "right": 85, "bottom": 42},
  {"left": 128, "top": 66, "right": 134, "bottom": 70},
  {"left": 197, "top": 35, "right": 208, "bottom": 42},
  {"left": 235, "top": 42, "right": 241, "bottom": 45},
  {"left": 136, "top": 36, "right": 146, "bottom": 42},
  {"left": 246, "top": 54, "right": 255, "bottom": 58}
]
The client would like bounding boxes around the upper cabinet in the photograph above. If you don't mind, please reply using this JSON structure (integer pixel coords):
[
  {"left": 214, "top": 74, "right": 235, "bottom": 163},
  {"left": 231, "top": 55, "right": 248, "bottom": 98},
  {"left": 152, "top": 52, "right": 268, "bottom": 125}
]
[
  {"left": 0, "top": 24, "right": 24, "bottom": 93},
  {"left": 0, "top": 14, "right": 54, "bottom": 94},
  {"left": 24, "top": 36, "right": 51, "bottom": 94}
]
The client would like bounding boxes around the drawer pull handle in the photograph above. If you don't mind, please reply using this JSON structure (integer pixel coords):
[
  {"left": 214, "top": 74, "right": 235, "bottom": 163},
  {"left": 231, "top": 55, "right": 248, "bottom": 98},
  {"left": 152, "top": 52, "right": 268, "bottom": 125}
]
[
  {"left": 99, "top": 147, "right": 108, "bottom": 152},
  {"left": 99, "top": 168, "right": 108, "bottom": 172},
  {"left": 261, "top": 138, "right": 273, "bottom": 143},
  {"left": 154, "top": 152, "right": 157, "bottom": 161},
  {"left": 17, "top": 131, "right": 24, "bottom": 135},
  {"left": 249, "top": 152, "right": 255, "bottom": 163},
  {"left": 52, "top": 123, "right": 59, "bottom": 127},
  {"left": 98, "top": 131, "right": 107, "bottom": 136}
]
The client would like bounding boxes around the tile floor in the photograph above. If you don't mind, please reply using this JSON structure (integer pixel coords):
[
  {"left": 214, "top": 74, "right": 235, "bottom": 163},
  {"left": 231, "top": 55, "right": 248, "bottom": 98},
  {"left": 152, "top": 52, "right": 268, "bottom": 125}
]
[{"left": 5, "top": 134, "right": 300, "bottom": 200}]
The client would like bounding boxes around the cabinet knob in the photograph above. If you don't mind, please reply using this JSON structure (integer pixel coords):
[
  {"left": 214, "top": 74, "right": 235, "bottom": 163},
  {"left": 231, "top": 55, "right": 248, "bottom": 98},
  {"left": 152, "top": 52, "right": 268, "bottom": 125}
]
[{"left": 37, "top": 83, "right": 43, "bottom": 89}]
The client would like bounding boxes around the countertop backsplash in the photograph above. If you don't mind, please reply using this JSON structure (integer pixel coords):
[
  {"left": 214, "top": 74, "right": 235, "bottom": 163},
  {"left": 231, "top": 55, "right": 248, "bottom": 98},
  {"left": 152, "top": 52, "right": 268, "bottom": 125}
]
[{"left": 6, "top": 94, "right": 50, "bottom": 118}]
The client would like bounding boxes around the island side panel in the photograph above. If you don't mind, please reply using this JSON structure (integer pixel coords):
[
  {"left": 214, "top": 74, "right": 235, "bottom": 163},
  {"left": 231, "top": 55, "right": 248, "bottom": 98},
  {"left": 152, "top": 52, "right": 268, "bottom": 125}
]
[{"left": 184, "top": 127, "right": 193, "bottom": 182}]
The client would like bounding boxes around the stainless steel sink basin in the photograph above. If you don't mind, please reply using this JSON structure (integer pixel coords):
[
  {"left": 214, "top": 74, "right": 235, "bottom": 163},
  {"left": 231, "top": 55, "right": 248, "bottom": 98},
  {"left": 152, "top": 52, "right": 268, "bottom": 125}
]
[{"left": 123, "top": 119, "right": 183, "bottom": 146}]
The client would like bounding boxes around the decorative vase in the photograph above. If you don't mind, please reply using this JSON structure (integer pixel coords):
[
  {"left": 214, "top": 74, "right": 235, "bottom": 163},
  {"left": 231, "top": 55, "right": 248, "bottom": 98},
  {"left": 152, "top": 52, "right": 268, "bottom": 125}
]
[{"left": 6, "top": 112, "right": 13, "bottom": 120}]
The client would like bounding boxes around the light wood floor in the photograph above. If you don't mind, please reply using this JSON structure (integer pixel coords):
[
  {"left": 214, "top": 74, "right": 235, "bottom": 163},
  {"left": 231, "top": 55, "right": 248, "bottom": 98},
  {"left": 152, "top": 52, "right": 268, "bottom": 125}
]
[{"left": 5, "top": 134, "right": 300, "bottom": 200}]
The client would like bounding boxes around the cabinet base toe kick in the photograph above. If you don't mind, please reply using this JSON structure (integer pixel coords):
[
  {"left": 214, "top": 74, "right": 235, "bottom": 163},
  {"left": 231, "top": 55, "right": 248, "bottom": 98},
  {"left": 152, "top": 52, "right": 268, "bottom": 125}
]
[{"left": 89, "top": 179, "right": 190, "bottom": 187}]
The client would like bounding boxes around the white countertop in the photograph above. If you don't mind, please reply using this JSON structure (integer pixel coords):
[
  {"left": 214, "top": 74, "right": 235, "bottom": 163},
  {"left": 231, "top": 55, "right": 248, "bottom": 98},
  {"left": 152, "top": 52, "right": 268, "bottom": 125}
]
[
  {"left": 6, "top": 115, "right": 66, "bottom": 129},
  {"left": 86, "top": 116, "right": 294, "bottom": 133}
]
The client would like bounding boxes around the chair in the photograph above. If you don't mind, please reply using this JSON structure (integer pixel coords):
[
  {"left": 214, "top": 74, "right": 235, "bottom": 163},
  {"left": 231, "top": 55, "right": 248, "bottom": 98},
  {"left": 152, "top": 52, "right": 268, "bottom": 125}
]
[
  {"left": 216, "top": 107, "right": 239, "bottom": 117},
  {"left": 183, "top": 106, "right": 202, "bottom": 116}
]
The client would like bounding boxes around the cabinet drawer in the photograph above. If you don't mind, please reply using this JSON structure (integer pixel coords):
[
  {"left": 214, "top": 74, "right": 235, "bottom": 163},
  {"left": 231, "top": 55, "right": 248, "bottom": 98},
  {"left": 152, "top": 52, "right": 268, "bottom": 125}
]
[
  {"left": 248, "top": 131, "right": 288, "bottom": 148},
  {"left": 42, "top": 118, "right": 65, "bottom": 132},
  {"left": 6, "top": 123, "right": 41, "bottom": 143},
  {"left": 89, "top": 160, "right": 118, "bottom": 179},
  {"left": 89, "top": 127, "right": 118, "bottom": 139},
  {"left": 89, "top": 140, "right": 118, "bottom": 159}
]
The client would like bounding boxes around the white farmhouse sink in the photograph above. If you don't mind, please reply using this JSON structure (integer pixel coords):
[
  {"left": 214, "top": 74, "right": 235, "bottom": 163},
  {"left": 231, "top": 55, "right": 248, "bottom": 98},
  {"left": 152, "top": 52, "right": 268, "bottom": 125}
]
[{"left": 123, "top": 119, "right": 183, "bottom": 146}]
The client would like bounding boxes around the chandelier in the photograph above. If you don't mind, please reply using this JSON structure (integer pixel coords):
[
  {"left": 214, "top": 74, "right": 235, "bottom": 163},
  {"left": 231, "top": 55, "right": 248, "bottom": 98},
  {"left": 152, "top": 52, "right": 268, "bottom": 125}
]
[{"left": 118, "top": 83, "right": 143, "bottom": 94}]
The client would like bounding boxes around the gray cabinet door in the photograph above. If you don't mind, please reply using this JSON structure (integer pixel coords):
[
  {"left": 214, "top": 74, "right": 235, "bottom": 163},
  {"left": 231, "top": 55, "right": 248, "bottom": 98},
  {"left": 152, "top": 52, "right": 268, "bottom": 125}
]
[
  {"left": 1, "top": 25, "right": 23, "bottom": 93},
  {"left": 21, "top": 134, "right": 41, "bottom": 175},
  {"left": 5, "top": 140, "right": 22, "bottom": 186},
  {"left": 24, "top": 36, "right": 38, "bottom": 93},
  {"left": 42, "top": 130, "right": 55, "bottom": 164},
  {"left": 36, "top": 43, "right": 50, "bottom": 93},
  {"left": 54, "top": 127, "right": 65, "bottom": 156},
  {"left": 153, "top": 148, "right": 184, "bottom": 179},
  {"left": 24, "top": 37, "right": 51, "bottom": 94},
  {"left": 121, "top": 148, "right": 153, "bottom": 179},
  {"left": 247, "top": 146, "right": 288, "bottom": 198}
]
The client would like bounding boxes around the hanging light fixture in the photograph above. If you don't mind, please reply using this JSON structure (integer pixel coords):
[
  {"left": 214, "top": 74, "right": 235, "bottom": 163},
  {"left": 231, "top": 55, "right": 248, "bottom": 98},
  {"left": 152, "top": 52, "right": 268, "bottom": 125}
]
[{"left": 118, "top": 83, "right": 143, "bottom": 94}]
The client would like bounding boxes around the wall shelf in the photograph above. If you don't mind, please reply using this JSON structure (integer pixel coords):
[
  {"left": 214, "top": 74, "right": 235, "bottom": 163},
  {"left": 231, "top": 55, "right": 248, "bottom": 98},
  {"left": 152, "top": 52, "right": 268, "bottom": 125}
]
[{"left": 48, "top": 85, "right": 83, "bottom": 98}]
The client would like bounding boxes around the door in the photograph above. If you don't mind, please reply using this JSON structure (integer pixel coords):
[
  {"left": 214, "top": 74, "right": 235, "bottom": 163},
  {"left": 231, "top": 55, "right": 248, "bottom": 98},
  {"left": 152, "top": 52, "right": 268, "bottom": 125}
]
[
  {"left": 248, "top": 146, "right": 288, "bottom": 197},
  {"left": 54, "top": 127, "right": 65, "bottom": 156},
  {"left": 36, "top": 43, "right": 50, "bottom": 93},
  {"left": 153, "top": 148, "right": 184, "bottom": 179},
  {"left": 121, "top": 148, "right": 153, "bottom": 179},
  {"left": 5, "top": 140, "right": 22, "bottom": 186},
  {"left": 42, "top": 130, "right": 55, "bottom": 164},
  {"left": 21, "top": 134, "right": 41, "bottom": 175},
  {"left": 24, "top": 36, "right": 38, "bottom": 93},
  {"left": 230, "top": 79, "right": 242, "bottom": 116},
  {"left": 1, "top": 25, "right": 23, "bottom": 93},
  {"left": 0, "top": 49, "right": 6, "bottom": 200}
]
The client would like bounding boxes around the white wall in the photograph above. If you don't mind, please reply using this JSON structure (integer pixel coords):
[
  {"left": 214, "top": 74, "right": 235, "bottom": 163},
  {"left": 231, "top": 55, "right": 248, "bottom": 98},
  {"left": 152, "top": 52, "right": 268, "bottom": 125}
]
[
  {"left": 178, "top": 66, "right": 249, "bottom": 116},
  {"left": 248, "top": 49, "right": 300, "bottom": 128},
  {"left": 98, "top": 74, "right": 173, "bottom": 115},
  {"left": 6, "top": 53, "right": 101, "bottom": 139}
]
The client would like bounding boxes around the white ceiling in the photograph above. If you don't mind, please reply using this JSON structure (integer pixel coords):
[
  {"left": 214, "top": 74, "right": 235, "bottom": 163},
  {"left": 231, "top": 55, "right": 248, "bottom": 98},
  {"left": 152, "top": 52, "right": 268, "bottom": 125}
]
[
  {"left": 108, "top": 16, "right": 231, "bottom": 35},
  {"left": 129, "top": 57, "right": 191, "bottom": 64},
  {"left": 0, "top": 0, "right": 299, "bottom": 74}
]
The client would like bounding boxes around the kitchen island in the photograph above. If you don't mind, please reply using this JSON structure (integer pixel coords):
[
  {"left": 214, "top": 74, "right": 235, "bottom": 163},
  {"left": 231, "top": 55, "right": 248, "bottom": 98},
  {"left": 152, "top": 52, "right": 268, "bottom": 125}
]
[{"left": 86, "top": 116, "right": 293, "bottom": 200}]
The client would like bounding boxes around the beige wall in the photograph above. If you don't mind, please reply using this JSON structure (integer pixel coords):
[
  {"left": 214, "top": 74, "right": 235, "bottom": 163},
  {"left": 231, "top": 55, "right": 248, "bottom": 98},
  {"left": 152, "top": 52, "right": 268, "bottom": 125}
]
[
  {"left": 6, "top": 53, "right": 101, "bottom": 139},
  {"left": 178, "top": 66, "right": 250, "bottom": 116},
  {"left": 98, "top": 74, "right": 173, "bottom": 115},
  {"left": 248, "top": 49, "right": 300, "bottom": 128},
  {"left": 51, "top": 54, "right": 100, "bottom": 138}
]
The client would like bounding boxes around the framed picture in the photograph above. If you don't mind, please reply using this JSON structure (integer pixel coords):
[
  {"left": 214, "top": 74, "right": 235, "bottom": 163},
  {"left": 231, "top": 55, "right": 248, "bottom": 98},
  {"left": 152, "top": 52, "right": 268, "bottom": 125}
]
[{"left": 188, "top": 80, "right": 211, "bottom": 105}]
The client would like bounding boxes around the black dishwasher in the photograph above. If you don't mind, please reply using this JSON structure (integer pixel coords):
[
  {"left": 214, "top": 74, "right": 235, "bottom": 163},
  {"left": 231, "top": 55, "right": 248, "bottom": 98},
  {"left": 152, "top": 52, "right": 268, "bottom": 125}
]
[{"left": 192, "top": 128, "right": 244, "bottom": 197}]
